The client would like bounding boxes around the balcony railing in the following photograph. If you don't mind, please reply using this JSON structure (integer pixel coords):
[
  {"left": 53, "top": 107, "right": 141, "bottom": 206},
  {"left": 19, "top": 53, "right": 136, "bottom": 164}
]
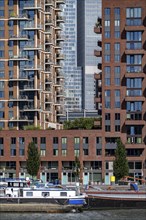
[
  {"left": 126, "top": 65, "right": 142, "bottom": 73},
  {"left": 126, "top": 42, "right": 142, "bottom": 50},
  {"left": 126, "top": 18, "right": 142, "bottom": 26},
  {"left": 126, "top": 89, "right": 142, "bottom": 97}
]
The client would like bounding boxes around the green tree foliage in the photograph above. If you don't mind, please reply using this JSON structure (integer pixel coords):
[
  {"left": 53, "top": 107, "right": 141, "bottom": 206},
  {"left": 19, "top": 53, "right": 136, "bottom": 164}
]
[
  {"left": 23, "top": 125, "right": 41, "bottom": 130},
  {"left": 63, "top": 118, "right": 100, "bottom": 130},
  {"left": 113, "top": 139, "right": 129, "bottom": 181},
  {"left": 26, "top": 142, "right": 40, "bottom": 179},
  {"left": 73, "top": 156, "right": 81, "bottom": 182}
]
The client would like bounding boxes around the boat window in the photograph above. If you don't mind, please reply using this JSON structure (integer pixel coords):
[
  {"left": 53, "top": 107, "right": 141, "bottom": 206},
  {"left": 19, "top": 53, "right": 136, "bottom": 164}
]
[
  {"left": 26, "top": 192, "right": 33, "bottom": 196},
  {"left": 20, "top": 183, "right": 24, "bottom": 187},
  {"left": 60, "top": 192, "right": 67, "bottom": 197},
  {"left": 42, "top": 192, "right": 50, "bottom": 197},
  {"left": 13, "top": 182, "right": 19, "bottom": 187}
]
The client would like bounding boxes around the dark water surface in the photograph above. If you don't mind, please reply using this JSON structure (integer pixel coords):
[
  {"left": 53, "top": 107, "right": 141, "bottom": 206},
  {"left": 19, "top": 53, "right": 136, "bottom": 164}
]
[{"left": 1, "top": 209, "right": 146, "bottom": 220}]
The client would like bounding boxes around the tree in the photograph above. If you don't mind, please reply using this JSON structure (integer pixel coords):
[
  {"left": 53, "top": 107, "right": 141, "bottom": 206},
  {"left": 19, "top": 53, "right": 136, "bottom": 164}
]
[
  {"left": 26, "top": 142, "right": 40, "bottom": 179},
  {"left": 73, "top": 156, "right": 81, "bottom": 182},
  {"left": 113, "top": 139, "right": 129, "bottom": 182}
]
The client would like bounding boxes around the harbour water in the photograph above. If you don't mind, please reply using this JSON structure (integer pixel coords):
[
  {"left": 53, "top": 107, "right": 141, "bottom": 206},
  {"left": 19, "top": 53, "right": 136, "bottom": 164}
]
[{"left": 1, "top": 209, "right": 146, "bottom": 220}]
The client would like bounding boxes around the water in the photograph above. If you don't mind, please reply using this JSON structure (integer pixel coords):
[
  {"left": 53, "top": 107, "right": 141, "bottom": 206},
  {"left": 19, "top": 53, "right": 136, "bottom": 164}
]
[{"left": 1, "top": 209, "right": 146, "bottom": 220}]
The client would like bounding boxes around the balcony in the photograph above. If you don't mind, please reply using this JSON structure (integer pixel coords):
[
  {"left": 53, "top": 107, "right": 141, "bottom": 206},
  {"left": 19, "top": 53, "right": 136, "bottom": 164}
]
[
  {"left": 56, "top": 71, "right": 64, "bottom": 79},
  {"left": 98, "top": 63, "right": 102, "bottom": 70},
  {"left": 9, "top": 55, "right": 28, "bottom": 61},
  {"left": 125, "top": 42, "right": 144, "bottom": 54},
  {"left": 94, "top": 26, "right": 102, "bottom": 34},
  {"left": 125, "top": 19, "right": 145, "bottom": 31},
  {"left": 23, "top": 3, "right": 42, "bottom": 10},
  {"left": 55, "top": 4, "right": 64, "bottom": 12},
  {"left": 24, "top": 85, "right": 42, "bottom": 91},
  {"left": 94, "top": 73, "right": 102, "bottom": 80},
  {"left": 23, "top": 44, "right": 42, "bottom": 50},
  {"left": 94, "top": 97, "right": 102, "bottom": 103},
  {"left": 22, "top": 105, "right": 41, "bottom": 112},
  {"left": 56, "top": 34, "right": 64, "bottom": 41},
  {"left": 56, "top": 0, "right": 65, "bottom": 3},
  {"left": 94, "top": 50, "right": 102, "bottom": 57},
  {"left": 125, "top": 112, "right": 145, "bottom": 125},
  {"left": 45, "top": 0, "right": 55, "bottom": 6},
  {"left": 56, "top": 16, "right": 65, "bottom": 23},
  {"left": 9, "top": 74, "right": 28, "bottom": 81},
  {"left": 9, "top": 14, "right": 29, "bottom": 21},
  {"left": 23, "top": 24, "right": 43, "bottom": 30},
  {"left": 45, "top": 58, "right": 53, "bottom": 64},
  {"left": 9, "top": 116, "right": 29, "bottom": 121},
  {"left": 45, "top": 19, "right": 54, "bottom": 26},
  {"left": 23, "top": 65, "right": 43, "bottom": 71},
  {"left": 9, "top": 34, "right": 28, "bottom": 41},
  {"left": 56, "top": 54, "right": 64, "bottom": 60},
  {"left": 97, "top": 40, "right": 102, "bottom": 47}
]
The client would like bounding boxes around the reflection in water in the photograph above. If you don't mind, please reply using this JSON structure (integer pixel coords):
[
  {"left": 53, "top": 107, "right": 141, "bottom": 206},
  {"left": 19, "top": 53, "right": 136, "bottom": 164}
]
[{"left": 1, "top": 210, "right": 146, "bottom": 220}]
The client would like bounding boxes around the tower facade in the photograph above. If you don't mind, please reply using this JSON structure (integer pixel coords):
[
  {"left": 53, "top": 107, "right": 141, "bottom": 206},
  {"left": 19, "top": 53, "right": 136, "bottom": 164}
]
[
  {"left": 95, "top": 0, "right": 146, "bottom": 179},
  {"left": 63, "top": 0, "right": 82, "bottom": 111},
  {"left": 0, "top": 0, "right": 65, "bottom": 130},
  {"left": 77, "top": 0, "right": 102, "bottom": 110}
]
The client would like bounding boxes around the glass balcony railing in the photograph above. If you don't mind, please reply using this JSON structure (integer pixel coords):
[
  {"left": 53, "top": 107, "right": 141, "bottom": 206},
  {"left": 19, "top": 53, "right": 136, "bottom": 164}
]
[
  {"left": 126, "top": 18, "right": 142, "bottom": 26},
  {"left": 126, "top": 42, "right": 142, "bottom": 50},
  {"left": 126, "top": 65, "right": 142, "bottom": 73},
  {"left": 126, "top": 89, "right": 142, "bottom": 96}
]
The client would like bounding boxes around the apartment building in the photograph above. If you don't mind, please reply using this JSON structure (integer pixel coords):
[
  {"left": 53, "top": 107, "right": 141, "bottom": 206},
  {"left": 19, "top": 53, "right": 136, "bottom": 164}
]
[
  {"left": 0, "top": 0, "right": 65, "bottom": 130},
  {"left": 94, "top": 0, "right": 146, "bottom": 180}
]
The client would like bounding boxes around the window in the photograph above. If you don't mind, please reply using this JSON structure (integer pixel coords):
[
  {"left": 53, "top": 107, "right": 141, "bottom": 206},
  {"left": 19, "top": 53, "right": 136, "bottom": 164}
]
[
  {"left": 105, "top": 113, "right": 110, "bottom": 120},
  {"left": 0, "top": 122, "right": 4, "bottom": 128},
  {"left": 0, "top": 10, "right": 4, "bottom": 17},
  {"left": 74, "top": 137, "right": 80, "bottom": 144},
  {"left": 62, "top": 149, "right": 67, "bottom": 156},
  {"left": 32, "top": 137, "right": 37, "bottom": 144},
  {"left": 53, "top": 137, "right": 58, "bottom": 144},
  {"left": 96, "top": 149, "right": 102, "bottom": 156},
  {"left": 0, "top": 137, "right": 3, "bottom": 144},
  {"left": 0, "top": 149, "right": 4, "bottom": 156},
  {"left": 105, "top": 125, "right": 110, "bottom": 132},
  {"left": 126, "top": 55, "right": 142, "bottom": 64},
  {"left": 62, "top": 137, "right": 67, "bottom": 144},
  {"left": 8, "top": 0, "right": 13, "bottom": 6},
  {"left": 0, "top": 71, "right": 4, "bottom": 78},
  {"left": 0, "top": 111, "right": 4, "bottom": 119},
  {"left": 115, "top": 31, "right": 120, "bottom": 38},
  {"left": 105, "top": 43, "right": 110, "bottom": 51},
  {"left": 19, "top": 149, "right": 25, "bottom": 156},
  {"left": 26, "top": 192, "right": 33, "bottom": 197},
  {"left": 11, "top": 137, "right": 16, "bottom": 144},
  {"left": 105, "top": 31, "right": 110, "bottom": 38},
  {"left": 0, "top": 41, "right": 4, "bottom": 48},
  {"left": 114, "top": 8, "right": 120, "bottom": 16},
  {"left": 105, "top": 55, "right": 110, "bottom": 62},
  {"left": 115, "top": 125, "right": 120, "bottom": 132},
  {"left": 0, "top": 30, "right": 4, "bottom": 38},
  {"left": 40, "top": 137, "right": 46, "bottom": 144},
  {"left": 0, "top": 91, "right": 4, "bottom": 98},
  {"left": 11, "top": 149, "right": 16, "bottom": 156},
  {"left": 83, "top": 149, "right": 88, "bottom": 156},
  {"left": 96, "top": 137, "right": 101, "bottom": 144},
  {"left": 19, "top": 137, "right": 25, "bottom": 144},
  {"left": 83, "top": 137, "right": 88, "bottom": 144},
  {"left": 126, "top": 8, "right": 141, "bottom": 18},
  {"left": 40, "top": 150, "right": 46, "bottom": 156},
  {"left": 0, "top": 61, "right": 4, "bottom": 68},
  {"left": 60, "top": 192, "right": 67, "bottom": 197},
  {"left": 115, "top": 113, "right": 120, "bottom": 120},
  {"left": 114, "top": 20, "right": 120, "bottom": 26},
  {"left": 105, "top": 20, "right": 110, "bottom": 26},
  {"left": 42, "top": 192, "right": 49, "bottom": 197},
  {"left": 53, "top": 149, "right": 58, "bottom": 156},
  {"left": 104, "top": 8, "right": 110, "bottom": 15},
  {"left": 74, "top": 149, "right": 79, "bottom": 157}
]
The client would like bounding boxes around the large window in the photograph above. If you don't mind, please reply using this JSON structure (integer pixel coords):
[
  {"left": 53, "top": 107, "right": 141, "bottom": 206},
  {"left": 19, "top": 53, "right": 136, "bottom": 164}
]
[
  {"left": 126, "top": 8, "right": 142, "bottom": 26},
  {"left": 126, "top": 102, "right": 142, "bottom": 111},
  {"left": 126, "top": 78, "right": 142, "bottom": 88},
  {"left": 126, "top": 55, "right": 142, "bottom": 64}
]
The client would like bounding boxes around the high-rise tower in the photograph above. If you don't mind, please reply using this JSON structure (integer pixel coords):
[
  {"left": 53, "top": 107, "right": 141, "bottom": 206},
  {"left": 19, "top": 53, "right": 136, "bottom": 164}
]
[{"left": 0, "top": 0, "right": 65, "bottom": 130}]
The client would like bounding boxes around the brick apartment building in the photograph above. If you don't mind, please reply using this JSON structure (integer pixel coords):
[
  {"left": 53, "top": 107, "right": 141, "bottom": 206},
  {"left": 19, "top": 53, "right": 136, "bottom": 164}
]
[{"left": 0, "top": 0, "right": 146, "bottom": 184}]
